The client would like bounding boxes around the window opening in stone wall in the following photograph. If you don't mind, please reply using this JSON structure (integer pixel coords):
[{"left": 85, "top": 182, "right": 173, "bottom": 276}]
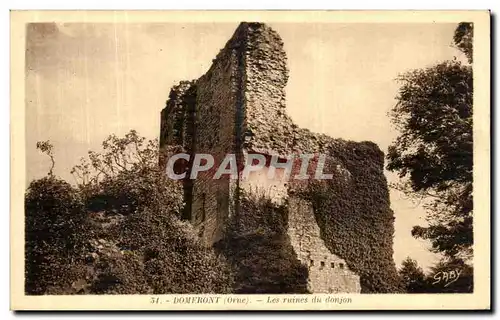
[
  {"left": 310, "top": 260, "right": 314, "bottom": 266},
  {"left": 339, "top": 263, "right": 344, "bottom": 269},
  {"left": 331, "top": 262, "right": 335, "bottom": 268},
  {"left": 320, "top": 261, "right": 325, "bottom": 268}
]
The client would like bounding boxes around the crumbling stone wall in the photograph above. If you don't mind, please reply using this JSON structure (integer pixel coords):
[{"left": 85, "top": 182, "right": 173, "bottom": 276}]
[
  {"left": 239, "top": 24, "right": 290, "bottom": 156},
  {"left": 287, "top": 197, "right": 361, "bottom": 293},
  {"left": 159, "top": 81, "right": 197, "bottom": 221},
  {"left": 160, "top": 22, "right": 399, "bottom": 293},
  {"left": 188, "top": 36, "right": 241, "bottom": 244},
  {"left": 159, "top": 81, "right": 196, "bottom": 149},
  {"left": 159, "top": 25, "right": 245, "bottom": 244}
]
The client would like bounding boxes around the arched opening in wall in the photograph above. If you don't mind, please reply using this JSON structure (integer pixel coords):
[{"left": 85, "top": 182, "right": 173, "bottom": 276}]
[
  {"left": 310, "top": 260, "right": 314, "bottom": 267},
  {"left": 320, "top": 261, "right": 325, "bottom": 269}
]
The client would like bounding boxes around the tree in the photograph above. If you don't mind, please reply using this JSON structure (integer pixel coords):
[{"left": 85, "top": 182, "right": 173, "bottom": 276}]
[
  {"left": 398, "top": 257, "right": 473, "bottom": 294},
  {"left": 387, "top": 23, "right": 473, "bottom": 261},
  {"left": 36, "top": 140, "right": 55, "bottom": 176},
  {"left": 426, "top": 258, "right": 473, "bottom": 293},
  {"left": 398, "top": 257, "right": 428, "bottom": 293},
  {"left": 453, "top": 22, "right": 473, "bottom": 63}
]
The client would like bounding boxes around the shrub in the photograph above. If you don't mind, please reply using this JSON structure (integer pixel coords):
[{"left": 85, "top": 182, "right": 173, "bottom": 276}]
[
  {"left": 89, "top": 250, "right": 151, "bottom": 294},
  {"left": 26, "top": 131, "right": 234, "bottom": 294},
  {"left": 71, "top": 130, "right": 233, "bottom": 294},
  {"left": 25, "top": 176, "right": 91, "bottom": 295},
  {"left": 110, "top": 207, "right": 234, "bottom": 294}
]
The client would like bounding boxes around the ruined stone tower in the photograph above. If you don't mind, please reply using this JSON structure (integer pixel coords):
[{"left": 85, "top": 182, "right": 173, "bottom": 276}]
[{"left": 160, "top": 22, "right": 400, "bottom": 294}]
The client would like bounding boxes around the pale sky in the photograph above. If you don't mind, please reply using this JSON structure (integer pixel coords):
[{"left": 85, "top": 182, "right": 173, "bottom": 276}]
[{"left": 25, "top": 22, "right": 469, "bottom": 270}]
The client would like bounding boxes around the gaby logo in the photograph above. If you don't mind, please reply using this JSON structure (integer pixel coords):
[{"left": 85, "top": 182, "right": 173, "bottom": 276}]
[{"left": 165, "top": 153, "right": 334, "bottom": 181}]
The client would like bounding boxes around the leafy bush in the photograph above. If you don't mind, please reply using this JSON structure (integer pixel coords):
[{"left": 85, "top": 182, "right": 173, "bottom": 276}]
[
  {"left": 26, "top": 131, "right": 234, "bottom": 294},
  {"left": 72, "top": 131, "right": 184, "bottom": 217},
  {"left": 107, "top": 207, "right": 234, "bottom": 294},
  {"left": 25, "top": 176, "right": 91, "bottom": 295},
  {"left": 89, "top": 250, "right": 150, "bottom": 294}
]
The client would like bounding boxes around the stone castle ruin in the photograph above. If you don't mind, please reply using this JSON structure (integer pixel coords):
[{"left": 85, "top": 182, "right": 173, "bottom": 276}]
[{"left": 160, "top": 22, "right": 399, "bottom": 293}]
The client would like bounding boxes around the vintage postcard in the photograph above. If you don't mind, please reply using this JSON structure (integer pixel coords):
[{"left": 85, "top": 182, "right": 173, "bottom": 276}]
[{"left": 10, "top": 10, "right": 491, "bottom": 310}]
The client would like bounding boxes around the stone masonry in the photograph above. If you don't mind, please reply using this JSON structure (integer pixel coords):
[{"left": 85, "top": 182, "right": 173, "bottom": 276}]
[{"left": 160, "top": 22, "right": 363, "bottom": 293}]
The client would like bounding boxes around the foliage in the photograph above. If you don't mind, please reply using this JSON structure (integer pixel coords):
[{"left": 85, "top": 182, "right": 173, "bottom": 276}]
[
  {"left": 25, "top": 176, "right": 91, "bottom": 294},
  {"left": 111, "top": 207, "right": 234, "bottom": 294},
  {"left": 425, "top": 258, "right": 473, "bottom": 293},
  {"left": 387, "top": 59, "right": 473, "bottom": 260},
  {"left": 217, "top": 190, "right": 309, "bottom": 293},
  {"left": 36, "top": 140, "right": 55, "bottom": 176},
  {"left": 71, "top": 130, "right": 158, "bottom": 186},
  {"left": 293, "top": 141, "right": 403, "bottom": 293},
  {"left": 71, "top": 130, "right": 184, "bottom": 216},
  {"left": 388, "top": 61, "right": 473, "bottom": 193},
  {"left": 89, "top": 250, "right": 151, "bottom": 294},
  {"left": 398, "top": 257, "right": 473, "bottom": 293},
  {"left": 398, "top": 257, "right": 427, "bottom": 293},
  {"left": 77, "top": 131, "right": 233, "bottom": 294},
  {"left": 453, "top": 22, "right": 473, "bottom": 63},
  {"left": 26, "top": 130, "right": 234, "bottom": 294}
]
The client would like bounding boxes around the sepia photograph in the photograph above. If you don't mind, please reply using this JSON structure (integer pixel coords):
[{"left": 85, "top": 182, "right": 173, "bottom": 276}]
[{"left": 10, "top": 10, "right": 491, "bottom": 310}]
